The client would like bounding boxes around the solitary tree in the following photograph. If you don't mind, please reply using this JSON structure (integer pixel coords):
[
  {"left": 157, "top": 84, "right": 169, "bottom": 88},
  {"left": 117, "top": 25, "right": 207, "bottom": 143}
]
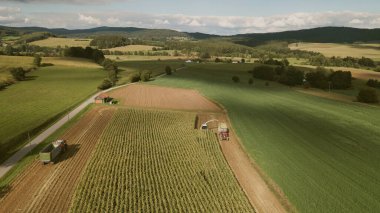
[
  {"left": 33, "top": 55, "right": 42, "bottom": 67},
  {"left": 248, "top": 78, "right": 254, "bottom": 85},
  {"left": 98, "top": 78, "right": 113, "bottom": 90},
  {"left": 10, "top": 67, "right": 26, "bottom": 81},
  {"left": 165, "top": 66, "right": 172, "bottom": 75},
  {"left": 232, "top": 76, "right": 240, "bottom": 83},
  {"left": 357, "top": 88, "right": 379, "bottom": 103}
]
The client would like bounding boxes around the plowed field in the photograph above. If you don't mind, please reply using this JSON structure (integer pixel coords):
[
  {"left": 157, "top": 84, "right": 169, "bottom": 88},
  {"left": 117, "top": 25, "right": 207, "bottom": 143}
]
[{"left": 106, "top": 84, "right": 222, "bottom": 112}]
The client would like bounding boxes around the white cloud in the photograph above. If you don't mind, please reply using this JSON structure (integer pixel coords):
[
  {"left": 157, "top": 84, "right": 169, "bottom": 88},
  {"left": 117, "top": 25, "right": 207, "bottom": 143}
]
[
  {"left": 154, "top": 19, "right": 170, "bottom": 25},
  {"left": 78, "top": 14, "right": 101, "bottom": 25},
  {"left": 2, "top": 11, "right": 380, "bottom": 35},
  {"left": 370, "top": 18, "right": 380, "bottom": 25},
  {"left": 349, "top": 19, "right": 364, "bottom": 24},
  {"left": 0, "top": 6, "right": 21, "bottom": 13},
  {"left": 0, "top": 16, "right": 15, "bottom": 22},
  {"left": 5, "top": 0, "right": 119, "bottom": 3},
  {"left": 107, "top": 17, "right": 120, "bottom": 24}
]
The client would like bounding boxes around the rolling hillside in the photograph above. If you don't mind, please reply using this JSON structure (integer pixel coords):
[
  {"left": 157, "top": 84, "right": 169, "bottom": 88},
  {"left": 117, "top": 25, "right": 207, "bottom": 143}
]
[
  {"left": 233, "top": 27, "right": 380, "bottom": 46},
  {"left": 1, "top": 26, "right": 379, "bottom": 44}
]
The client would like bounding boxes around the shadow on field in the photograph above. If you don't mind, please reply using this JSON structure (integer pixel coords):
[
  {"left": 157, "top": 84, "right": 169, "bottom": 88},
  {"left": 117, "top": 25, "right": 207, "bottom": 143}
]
[
  {"left": 24, "top": 76, "right": 38, "bottom": 81},
  {"left": 56, "top": 144, "right": 80, "bottom": 164},
  {"left": 0, "top": 184, "right": 11, "bottom": 199}
]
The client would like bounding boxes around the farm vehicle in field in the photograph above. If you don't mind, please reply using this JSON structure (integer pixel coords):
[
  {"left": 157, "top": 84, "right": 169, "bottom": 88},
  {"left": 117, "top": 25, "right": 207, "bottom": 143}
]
[
  {"left": 39, "top": 140, "right": 67, "bottom": 164},
  {"left": 218, "top": 123, "right": 230, "bottom": 141},
  {"left": 200, "top": 119, "right": 230, "bottom": 141}
]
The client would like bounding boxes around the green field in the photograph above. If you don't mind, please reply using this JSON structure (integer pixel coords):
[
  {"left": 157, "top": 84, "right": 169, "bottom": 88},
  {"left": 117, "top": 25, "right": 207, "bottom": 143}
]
[
  {"left": 289, "top": 42, "right": 380, "bottom": 61},
  {"left": 0, "top": 65, "right": 105, "bottom": 163},
  {"left": 29, "top": 37, "right": 92, "bottom": 48},
  {"left": 105, "top": 44, "right": 158, "bottom": 52},
  {"left": 115, "top": 60, "right": 184, "bottom": 84},
  {"left": 70, "top": 108, "right": 253, "bottom": 212},
  {"left": 106, "top": 55, "right": 189, "bottom": 62},
  {"left": 148, "top": 63, "right": 380, "bottom": 212}
]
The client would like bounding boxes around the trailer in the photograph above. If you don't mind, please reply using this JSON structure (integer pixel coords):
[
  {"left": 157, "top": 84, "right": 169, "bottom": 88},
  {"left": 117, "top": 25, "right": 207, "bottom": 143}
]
[
  {"left": 39, "top": 140, "right": 67, "bottom": 164},
  {"left": 218, "top": 123, "right": 230, "bottom": 141}
]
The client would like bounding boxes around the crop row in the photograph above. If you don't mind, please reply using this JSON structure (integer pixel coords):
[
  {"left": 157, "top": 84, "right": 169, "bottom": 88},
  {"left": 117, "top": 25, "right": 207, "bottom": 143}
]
[{"left": 70, "top": 108, "right": 253, "bottom": 212}]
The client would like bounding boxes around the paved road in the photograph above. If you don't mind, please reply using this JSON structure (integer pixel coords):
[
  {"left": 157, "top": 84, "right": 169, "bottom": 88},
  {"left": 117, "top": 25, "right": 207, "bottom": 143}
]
[
  {"left": 0, "top": 85, "right": 125, "bottom": 178},
  {"left": 0, "top": 68, "right": 184, "bottom": 179}
]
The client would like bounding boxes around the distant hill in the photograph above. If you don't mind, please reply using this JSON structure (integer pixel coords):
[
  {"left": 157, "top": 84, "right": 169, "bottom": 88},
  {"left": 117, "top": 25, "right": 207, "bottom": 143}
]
[
  {"left": 0, "top": 26, "right": 190, "bottom": 40},
  {"left": 232, "top": 27, "right": 380, "bottom": 46},
  {"left": 0, "top": 25, "right": 378, "bottom": 44}
]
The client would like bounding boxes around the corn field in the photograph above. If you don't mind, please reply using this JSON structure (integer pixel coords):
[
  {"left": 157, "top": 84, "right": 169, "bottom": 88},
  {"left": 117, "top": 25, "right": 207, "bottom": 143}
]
[{"left": 70, "top": 108, "right": 253, "bottom": 212}]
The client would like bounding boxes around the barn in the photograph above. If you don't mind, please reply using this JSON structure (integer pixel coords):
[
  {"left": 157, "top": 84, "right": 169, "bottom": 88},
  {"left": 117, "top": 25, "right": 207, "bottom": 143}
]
[{"left": 94, "top": 93, "right": 110, "bottom": 104}]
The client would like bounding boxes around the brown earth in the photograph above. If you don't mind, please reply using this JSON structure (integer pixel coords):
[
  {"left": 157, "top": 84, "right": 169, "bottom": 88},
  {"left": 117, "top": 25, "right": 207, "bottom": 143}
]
[
  {"left": 0, "top": 107, "right": 115, "bottom": 213},
  {"left": 106, "top": 84, "right": 222, "bottom": 112},
  {"left": 197, "top": 113, "right": 288, "bottom": 213}
]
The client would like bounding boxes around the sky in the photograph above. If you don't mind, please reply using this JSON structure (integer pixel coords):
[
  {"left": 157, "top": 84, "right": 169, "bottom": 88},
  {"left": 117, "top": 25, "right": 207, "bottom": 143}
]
[{"left": 0, "top": 0, "right": 380, "bottom": 35}]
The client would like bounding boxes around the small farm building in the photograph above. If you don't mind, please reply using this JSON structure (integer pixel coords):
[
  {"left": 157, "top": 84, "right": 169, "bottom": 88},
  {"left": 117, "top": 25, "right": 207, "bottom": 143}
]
[{"left": 94, "top": 93, "right": 110, "bottom": 104}]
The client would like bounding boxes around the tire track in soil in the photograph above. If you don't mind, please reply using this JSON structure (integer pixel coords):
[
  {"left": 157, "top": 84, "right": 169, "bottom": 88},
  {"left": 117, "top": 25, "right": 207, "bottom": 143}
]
[{"left": 0, "top": 107, "right": 115, "bottom": 213}]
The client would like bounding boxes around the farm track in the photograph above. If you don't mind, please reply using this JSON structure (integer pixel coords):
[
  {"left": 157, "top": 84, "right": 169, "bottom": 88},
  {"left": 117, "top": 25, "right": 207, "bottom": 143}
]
[
  {"left": 197, "top": 113, "right": 287, "bottom": 213},
  {"left": 0, "top": 107, "right": 115, "bottom": 213}
]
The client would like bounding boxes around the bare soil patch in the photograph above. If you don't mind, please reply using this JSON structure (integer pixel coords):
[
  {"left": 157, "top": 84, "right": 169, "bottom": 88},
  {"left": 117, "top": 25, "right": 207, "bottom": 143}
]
[
  {"left": 0, "top": 107, "right": 115, "bottom": 213},
  {"left": 107, "top": 84, "right": 222, "bottom": 112}
]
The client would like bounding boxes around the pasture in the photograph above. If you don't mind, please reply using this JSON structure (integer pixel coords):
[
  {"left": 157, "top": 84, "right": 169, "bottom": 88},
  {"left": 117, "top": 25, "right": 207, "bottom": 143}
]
[
  {"left": 106, "top": 54, "right": 189, "bottom": 62},
  {"left": 0, "top": 65, "right": 105, "bottom": 163},
  {"left": 114, "top": 60, "right": 184, "bottom": 84},
  {"left": 105, "top": 44, "right": 158, "bottom": 52},
  {"left": 289, "top": 42, "right": 380, "bottom": 61},
  {"left": 70, "top": 108, "right": 253, "bottom": 212},
  {"left": 0, "top": 55, "right": 34, "bottom": 69},
  {"left": 150, "top": 63, "right": 380, "bottom": 212},
  {"left": 29, "top": 37, "right": 91, "bottom": 48}
]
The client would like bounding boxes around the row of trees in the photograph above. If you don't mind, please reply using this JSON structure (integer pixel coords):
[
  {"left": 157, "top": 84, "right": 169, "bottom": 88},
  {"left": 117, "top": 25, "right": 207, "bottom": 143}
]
[
  {"left": 251, "top": 65, "right": 305, "bottom": 86},
  {"left": 90, "top": 35, "right": 130, "bottom": 49},
  {"left": 251, "top": 64, "right": 353, "bottom": 89},
  {"left": 102, "top": 50, "right": 172, "bottom": 56},
  {"left": 305, "top": 67, "right": 352, "bottom": 89},
  {"left": 98, "top": 59, "right": 119, "bottom": 90},
  {"left": 309, "top": 55, "right": 377, "bottom": 68},
  {"left": 366, "top": 79, "right": 380, "bottom": 89},
  {"left": 255, "top": 58, "right": 289, "bottom": 67},
  {"left": 64, "top": 47, "right": 105, "bottom": 64}
]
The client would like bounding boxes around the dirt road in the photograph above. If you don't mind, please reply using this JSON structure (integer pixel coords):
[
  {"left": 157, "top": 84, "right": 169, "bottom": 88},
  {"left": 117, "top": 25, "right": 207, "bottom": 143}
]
[{"left": 197, "top": 113, "right": 288, "bottom": 213}]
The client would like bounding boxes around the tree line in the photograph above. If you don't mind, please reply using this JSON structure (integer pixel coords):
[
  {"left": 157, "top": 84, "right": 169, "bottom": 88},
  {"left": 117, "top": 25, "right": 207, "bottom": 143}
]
[
  {"left": 250, "top": 60, "right": 352, "bottom": 89},
  {"left": 309, "top": 55, "right": 377, "bottom": 69},
  {"left": 90, "top": 35, "right": 130, "bottom": 49}
]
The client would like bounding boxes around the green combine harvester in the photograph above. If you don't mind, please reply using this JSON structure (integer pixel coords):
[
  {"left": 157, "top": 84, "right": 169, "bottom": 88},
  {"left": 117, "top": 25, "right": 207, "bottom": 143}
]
[{"left": 39, "top": 140, "right": 67, "bottom": 164}]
